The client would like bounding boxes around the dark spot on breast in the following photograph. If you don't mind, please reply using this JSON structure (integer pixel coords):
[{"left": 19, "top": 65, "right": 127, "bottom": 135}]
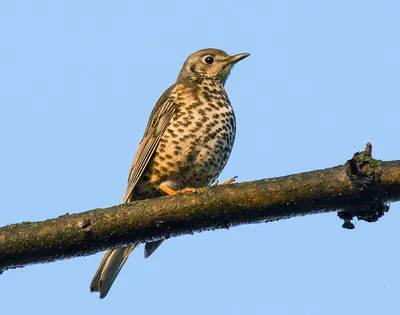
[
  {"left": 206, "top": 121, "right": 216, "bottom": 129},
  {"left": 203, "top": 92, "right": 212, "bottom": 102},
  {"left": 201, "top": 116, "right": 209, "bottom": 122}
]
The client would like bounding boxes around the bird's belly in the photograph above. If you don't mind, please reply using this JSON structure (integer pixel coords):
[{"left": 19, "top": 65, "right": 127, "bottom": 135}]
[
  {"left": 152, "top": 133, "right": 233, "bottom": 191},
  {"left": 151, "top": 105, "right": 235, "bottom": 191}
]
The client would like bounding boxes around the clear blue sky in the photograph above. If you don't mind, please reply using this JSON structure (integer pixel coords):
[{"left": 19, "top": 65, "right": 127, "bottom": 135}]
[{"left": 1, "top": 1, "right": 399, "bottom": 314}]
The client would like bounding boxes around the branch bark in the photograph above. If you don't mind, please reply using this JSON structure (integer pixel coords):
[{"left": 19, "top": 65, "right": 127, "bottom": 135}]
[{"left": 1, "top": 144, "right": 399, "bottom": 272}]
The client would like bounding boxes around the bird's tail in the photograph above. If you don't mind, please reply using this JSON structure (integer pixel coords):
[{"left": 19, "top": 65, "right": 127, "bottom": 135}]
[
  {"left": 90, "top": 245, "right": 136, "bottom": 299},
  {"left": 144, "top": 240, "right": 164, "bottom": 258}
]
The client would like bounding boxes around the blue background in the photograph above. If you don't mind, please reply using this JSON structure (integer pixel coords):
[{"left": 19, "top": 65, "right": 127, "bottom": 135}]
[{"left": 1, "top": 1, "right": 399, "bottom": 314}]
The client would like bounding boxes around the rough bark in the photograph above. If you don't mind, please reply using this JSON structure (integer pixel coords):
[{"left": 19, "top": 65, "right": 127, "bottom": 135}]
[{"left": 0, "top": 143, "right": 399, "bottom": 272}]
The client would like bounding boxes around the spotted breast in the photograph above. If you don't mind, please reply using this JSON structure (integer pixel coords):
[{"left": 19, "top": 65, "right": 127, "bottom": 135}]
[{"left": 133, "top": 77, "right": 236, "bottom": 198}]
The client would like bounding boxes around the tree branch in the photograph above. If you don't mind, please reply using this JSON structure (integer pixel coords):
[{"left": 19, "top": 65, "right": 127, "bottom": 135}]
[{"left": 1, "top": 143, "right": 399, "bottom": 272}]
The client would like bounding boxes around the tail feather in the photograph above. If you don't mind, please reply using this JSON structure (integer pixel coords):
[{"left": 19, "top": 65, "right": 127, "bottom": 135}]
[
  {"left": 90, "top": 250, "right": 113, "bottom": 292},
  {"left": 144, "top": 240, "right": 164, "bottom": 258},
  {"left": 90, "top": 245, "right": 136, "bottom": 298}
]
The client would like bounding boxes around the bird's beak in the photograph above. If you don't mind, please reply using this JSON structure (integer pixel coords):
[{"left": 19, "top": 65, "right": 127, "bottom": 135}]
[{"left": 226, "top": 53, "right": 250, "bottom": 65}]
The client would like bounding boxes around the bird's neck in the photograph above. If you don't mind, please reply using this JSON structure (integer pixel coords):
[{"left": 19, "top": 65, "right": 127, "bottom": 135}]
[{"left": 177, "top": 75, "right": 224, "bottom": 88}]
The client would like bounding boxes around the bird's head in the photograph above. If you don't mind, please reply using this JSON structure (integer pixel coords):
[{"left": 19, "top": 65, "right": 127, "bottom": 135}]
[{"left": 177, "top": 48, "right": 250, "bottom": 84}]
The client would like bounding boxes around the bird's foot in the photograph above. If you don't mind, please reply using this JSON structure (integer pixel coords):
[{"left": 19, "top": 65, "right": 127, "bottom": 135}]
[
  {"left": 180, "top": 187, "right": 200, "bottom": 194},
  {"left": 159, "top": 185, "right": 200, "bottom": 196},
  {"left": 214, "top": 176, "right": 238, "bottom": 186}
]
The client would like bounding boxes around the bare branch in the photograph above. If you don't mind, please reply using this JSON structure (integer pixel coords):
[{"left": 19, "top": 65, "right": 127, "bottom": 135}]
[{"left": 1, "top": 144, "right": 399, "bottom": 272}]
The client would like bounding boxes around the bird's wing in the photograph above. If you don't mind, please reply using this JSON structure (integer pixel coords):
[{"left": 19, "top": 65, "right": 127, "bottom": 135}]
[{"left": 122, "top": 84, "right": 180, "bottom": 203}]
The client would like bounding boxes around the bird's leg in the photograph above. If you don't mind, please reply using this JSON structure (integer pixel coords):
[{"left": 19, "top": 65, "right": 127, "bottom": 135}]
[
  {"left": 158, "top": 185, "right": 178, "bottom": 196},
  {"left": 214, "top": 176, "right": 238, "bottom": 186},
  {"left": 158, "top": 185, "right": 199, "bottom": 196}
]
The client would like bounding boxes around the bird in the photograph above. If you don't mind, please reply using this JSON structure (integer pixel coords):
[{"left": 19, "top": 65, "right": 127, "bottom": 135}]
[{"left": 90, "top": 48, "right": 250, "bottom": 298}]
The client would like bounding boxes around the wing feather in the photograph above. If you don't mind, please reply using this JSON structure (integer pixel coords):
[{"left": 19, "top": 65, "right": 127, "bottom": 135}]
[{"left": 122, "top": 84, "right": 180, "bottom": 203}]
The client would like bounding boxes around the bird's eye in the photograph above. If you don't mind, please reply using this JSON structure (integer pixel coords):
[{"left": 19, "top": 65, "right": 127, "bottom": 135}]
[{"left": 204, "top": 56, "right": 214, "bottom": 64}]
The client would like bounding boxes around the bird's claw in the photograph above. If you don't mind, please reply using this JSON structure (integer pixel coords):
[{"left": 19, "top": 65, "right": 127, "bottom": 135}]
[{"left": 214, "top": 176, "right": 238, "bottom": 186}]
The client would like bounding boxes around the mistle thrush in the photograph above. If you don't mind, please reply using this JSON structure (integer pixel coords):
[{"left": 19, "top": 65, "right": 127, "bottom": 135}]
[{"left": 90, "top": 48, "right": 250, "bottom": 298}]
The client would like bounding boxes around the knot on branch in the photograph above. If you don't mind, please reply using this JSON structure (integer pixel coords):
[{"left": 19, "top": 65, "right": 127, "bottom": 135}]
[
  {"left": 346, "top": 143, "right": 381, "bottom": 188},
  {"left": 77, "top": 218, "right": 93, "bottom": 239},
  {"left": 340, "top": 143, "right": 388, "bottom": 229}
]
